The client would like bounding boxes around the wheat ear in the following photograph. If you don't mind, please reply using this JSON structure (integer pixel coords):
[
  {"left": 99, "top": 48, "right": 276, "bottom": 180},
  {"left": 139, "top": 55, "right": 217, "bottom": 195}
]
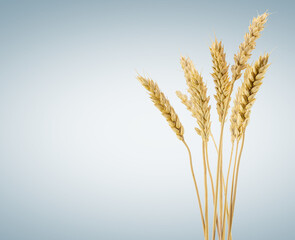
[
  {"left": 238, "top": 54, "right": 270, "bottom": 130},
  {"left": 210, "top": 39, "right": 231, "bottom": 122},
  {"left": 230, "top": 53, "right": 270, "bottom": 143},
  {"left": 231, "top": 12, "right": 268, "bottom": 82},
  {"left": 137, "top": 75, "right": 184, "bottom": 141},
  {"left": 180, "top": 57, "right": 211, "bottom": 142}
]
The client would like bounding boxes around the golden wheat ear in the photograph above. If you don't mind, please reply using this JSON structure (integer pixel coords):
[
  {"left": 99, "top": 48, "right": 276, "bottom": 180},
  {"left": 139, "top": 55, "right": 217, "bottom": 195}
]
[
  {"left": 137, "top": 75, "right": 184, "bottom": 141},
  {"left": 230, "top": 53, "right": 270, "bottom": 141},
  {"left": 210, "top": 39, "right": 230, "bottom": 122},
  {"left": 231, "top": 12, "right": 269, "bottom": 82},
  {"left": 180, "top": 57, "right": 211, "bottom": 142}
]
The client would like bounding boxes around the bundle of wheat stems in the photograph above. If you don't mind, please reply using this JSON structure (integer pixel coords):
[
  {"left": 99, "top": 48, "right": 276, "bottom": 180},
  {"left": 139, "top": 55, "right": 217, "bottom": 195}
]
[{"left": 136, "top": 12, "right": 270, "bottom": 240}]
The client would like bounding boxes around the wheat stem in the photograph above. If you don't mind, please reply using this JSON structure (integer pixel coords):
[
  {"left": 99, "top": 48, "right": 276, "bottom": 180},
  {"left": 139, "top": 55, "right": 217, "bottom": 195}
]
[
  {"left": 222, "top": 143, "right": 234, "bottom": 240},
  {"left": 205, "top": 141, "right": 215, "bottom": 200},
  {"left": 202, "top": 141, "right": 209, "bottom": 240},
  {"left": 229, "top": 134, "right": 245, "bottom": 235},
  {"left": 210, "top": 131, "right": 219, "bottom": 153},
  {"left": 182, "top": 140, "right": 206, "bottom": 234},
  {"left": 212, "top": 120, "right": 224, "bottom": 240},
  {"left": 209, "top": 133, "right": 232, "bottom": 240},
  {"left": 210, "top": 131, "right": 232, "bottom": 240},
  {"left": 219, "top": 152, "right": 223, "bottom": 238},
  {"left": 227, "top": 140, "right": 240, "bottom": 239},
  {"left": 205, "top": 143, "right": 222, "bottom": 239}
]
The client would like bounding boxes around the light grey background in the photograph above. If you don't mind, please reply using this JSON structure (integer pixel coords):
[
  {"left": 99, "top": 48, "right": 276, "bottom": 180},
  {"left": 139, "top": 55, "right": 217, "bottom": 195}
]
[{"left": 0, "top": 0, "right": 294, "bottom": 239}]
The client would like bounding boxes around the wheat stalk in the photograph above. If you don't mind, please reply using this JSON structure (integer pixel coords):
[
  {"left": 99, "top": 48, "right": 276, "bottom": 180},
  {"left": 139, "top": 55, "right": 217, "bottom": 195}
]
[
  {"left": 212, "top": 12, "right": 269, "bottom": 240},
  {"left": 178, "top": 57, "right": 212, "bottom": 239},
  {"left": 137, "top": 74, "right": 206, "bottom": 233}
]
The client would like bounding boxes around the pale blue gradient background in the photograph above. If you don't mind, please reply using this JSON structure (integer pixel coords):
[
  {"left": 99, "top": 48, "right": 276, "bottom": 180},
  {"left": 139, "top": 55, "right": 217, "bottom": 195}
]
[{"left": 0, "top": 0, "right": 294, "bottom": 239}]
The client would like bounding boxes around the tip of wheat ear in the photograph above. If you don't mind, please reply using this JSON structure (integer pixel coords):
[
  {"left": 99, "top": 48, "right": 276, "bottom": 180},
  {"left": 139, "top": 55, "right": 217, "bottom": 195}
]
[{"left": 137, "top": 75, "right": 184, "bottom": 141}]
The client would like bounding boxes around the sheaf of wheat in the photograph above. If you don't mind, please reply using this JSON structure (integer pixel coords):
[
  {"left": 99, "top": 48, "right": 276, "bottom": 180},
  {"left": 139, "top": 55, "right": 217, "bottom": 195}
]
[{"left": 136, "top": 11, "right": 270, "bottom": 240}]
